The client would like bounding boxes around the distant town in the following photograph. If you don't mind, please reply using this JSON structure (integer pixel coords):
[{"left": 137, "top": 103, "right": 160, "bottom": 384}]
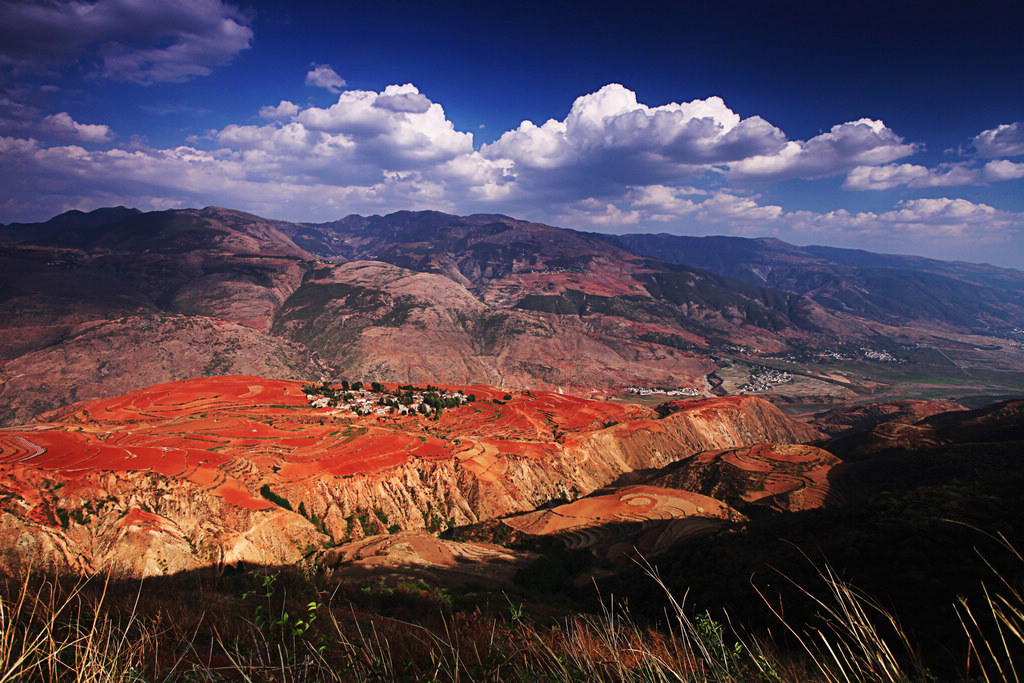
[
  {"left": 767, "top": 347, "right": 902, "bottom": 364},
  {"left": 739, "top": 366, "right": 793, "bottom": 393}
]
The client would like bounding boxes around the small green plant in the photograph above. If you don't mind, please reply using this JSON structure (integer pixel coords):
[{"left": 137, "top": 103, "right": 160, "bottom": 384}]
[
  {"left": 422, "top": 505, "right": 449, "bottom": 533},
  {"left": 355, "top": 510, "right": 376, "bottom": 536},
  {"left": 241, "top": 571, "right": 328, "bottom": 663}
]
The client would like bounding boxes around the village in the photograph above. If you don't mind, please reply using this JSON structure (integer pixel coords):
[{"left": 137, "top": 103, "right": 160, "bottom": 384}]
[
  {"left": 304, "top": 380, "right": 474, "bottom": 417},
  {"left": 860, "top": 347, "right": 900, "bottom": 362},
  {"left": 738, "top": 366, "right": 793, "bottom": 393},
  {"left": 767, "top": 346, "right": 902, "bottom": 364},
  {"left": 624, "top": 386, "right": 701, "bottom": 397}
]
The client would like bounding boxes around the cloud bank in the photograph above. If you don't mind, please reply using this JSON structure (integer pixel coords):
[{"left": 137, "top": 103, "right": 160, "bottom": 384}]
[
  {"left": 845, "top": 160, "right": 1024, "bottom": 190},
  {"left": 1, "top": 79, "right": 1022, "bottom": 253},
  {"left": 727, "top": 119, "right": 918, "bottom": 183},
  {"left": 0, "top": 0, "right": 253, "bottom": 84}
]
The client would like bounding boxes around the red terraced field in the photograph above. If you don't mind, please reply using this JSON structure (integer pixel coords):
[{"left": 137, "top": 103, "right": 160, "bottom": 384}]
[
  {"left": 1, "top": 375, "right": 649, "bottom": 513},
  {"left": 500, "top": 484, "right": 741, "bottom": 559},
  {"left": 645, "top": 443, "right": 840, "bottom": 513},
  {"left": 503, "top": 485, "right": 737, "bottom": 537},
  {"left": 323, "top": 530, "right": 537, "bottom": 588},
  {"left": 482, "top": 443, "right": 836, "bottom": 559}
]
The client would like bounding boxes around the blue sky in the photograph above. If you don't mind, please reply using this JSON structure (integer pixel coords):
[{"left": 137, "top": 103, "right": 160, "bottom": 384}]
[{"left": 2, "top": 0, "right": 1023, "bottom": 267}]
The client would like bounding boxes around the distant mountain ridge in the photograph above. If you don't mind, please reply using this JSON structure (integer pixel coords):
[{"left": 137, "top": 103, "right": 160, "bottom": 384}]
[
  {"left": 0, "top": 206, "right": 142, "bottom": 244},
  {"left": 611, "top": 233, "right": 1024, "bottom": 330}
]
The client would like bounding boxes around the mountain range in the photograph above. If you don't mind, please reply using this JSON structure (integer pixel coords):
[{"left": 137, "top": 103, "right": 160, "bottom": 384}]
[{"left": 2, "top": 205, "right": 1023, "bottom": 425}]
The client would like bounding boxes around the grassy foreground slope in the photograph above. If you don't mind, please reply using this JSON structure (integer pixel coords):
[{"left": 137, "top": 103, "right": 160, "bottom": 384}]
[{"left": 0, "top": 386, "right": 1021, "bottom": 680}]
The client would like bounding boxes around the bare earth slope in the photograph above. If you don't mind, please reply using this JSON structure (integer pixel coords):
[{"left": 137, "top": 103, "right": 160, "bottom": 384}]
[
  {"left": 809, "top": 399, "right": 967, "bottom": 437},
  {"left": 272, "top": 259, "right": 716, "bottom": 393},
  {"left": 455, "top": 440, "right": 838, "bottom": 561},
  {"left": 824, "top": 398, "right": 1024, "bottom": 460},
  {"left": 0, "top": 207, "right": 315, "bottom": 423},
  {"left": 288, "top": 211, "right": 863, "bottom": 348},
  {"left": 0, "top": 315, "right": 320, "bottom": 425}
]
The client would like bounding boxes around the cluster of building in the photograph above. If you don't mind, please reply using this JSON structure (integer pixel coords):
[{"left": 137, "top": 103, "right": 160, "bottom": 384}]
[
  {"left": 520, "top": 266, "right": 581, "bottom": 275},
  {"left": 625, "top": 386, "right": 700, "bottom": 397},
  {"left": 305, "top": 384, "right": 472, "bottom": 417},
  {"left": 813, "top": 349, "right": 853, "bottom": 361},
  {"left": 739, "top": 367, "right": 793, "bottom": 393},
  {"left": 772, "top": 347, "right": 901, "bottom": 363},
  {"left": 724, "top": 344, "right": 762, "bottom": 355},
  {"left": 860, "top": 347, "right": 899, "bottom": 362}
]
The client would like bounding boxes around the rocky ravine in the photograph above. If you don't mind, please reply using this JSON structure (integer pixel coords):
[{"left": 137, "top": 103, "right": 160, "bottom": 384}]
[{"left": 0, "top": 375, "right": 821, "bottom": 576}]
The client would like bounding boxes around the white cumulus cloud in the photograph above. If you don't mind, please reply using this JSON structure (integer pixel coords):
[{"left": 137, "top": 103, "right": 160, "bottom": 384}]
[
  {"left": 259, "top": 100, "right": 300, "bottom": 120},
  {"left": 696, "top": 192, "right": 784, "bottom": 224},
  {"left": 0, "top": 134, "right": 467, "bottom": 222},
  {"left": 305, "top": 64, "right": 347, "bottom": 93},
  {"left": 2, "top": 79, "right": 1021, "bottom": 258},
  {"left": 481, "top": 83, "right": 787, "bottom": 197},
  {"left": 728, "top": 119, "right": 919, "bottom": 183},
  {"left": 294, "top": 85, "right": 473, "bottom": 168},
  {"left": 373, "top": 92, "right": 431, "bottom": 114},
  {"left": 38, "top": 112, "right": 114, "bottom": 143},
  {"left": 983, "top": 159, "right": 1024, "bottom": 181},
  {"left": 881, "top": 197, "right": 997, "bottom": 224},
  {"left": 554, "top": 198, "right": 642, "bottom": 228},
  {"left": 843, "top": 163, "right": 930, "bottom": 190},
  {"left": 0, "top": 83, "right": 503, "bottom": 222},
  {"left": 626, "top": 185, "right": 700, "bottom": 221},
  {"left": 845, "top": 160, "right": 1024, "bottom": 190},
  {"left": 789, "top": 197, "right": 1023, "bottom": 241},
  {"left": 971, "top": 122, "right": 1024, "bottom": 158}
]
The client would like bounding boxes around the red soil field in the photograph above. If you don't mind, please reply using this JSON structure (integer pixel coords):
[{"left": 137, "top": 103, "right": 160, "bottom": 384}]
[
  {"left": 0, "top": 375, "right": 647, "bottom": 513},
  {"left": 645, "top": 443, "right": 840, "bottom": 512},
  {"left": 500, "top": 484, "right": 742, "bottom": 560},
  {"left": 503, "top": 485, "right": 737, "bottom": 537}
]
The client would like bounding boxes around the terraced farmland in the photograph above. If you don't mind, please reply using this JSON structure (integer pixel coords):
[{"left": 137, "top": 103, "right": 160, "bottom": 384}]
[{"left": 0, "top": 375, "right": 821, "bottom": 576}]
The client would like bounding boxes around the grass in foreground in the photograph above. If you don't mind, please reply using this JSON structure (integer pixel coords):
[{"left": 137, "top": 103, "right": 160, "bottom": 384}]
[{"left": 0, "top": 537, "right": 1021, "bottom": 682}]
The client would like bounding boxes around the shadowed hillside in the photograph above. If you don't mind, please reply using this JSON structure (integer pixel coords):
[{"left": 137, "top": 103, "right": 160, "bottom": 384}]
[{"left": 613, "top": 232, "right": 1024, "bottom": 330}]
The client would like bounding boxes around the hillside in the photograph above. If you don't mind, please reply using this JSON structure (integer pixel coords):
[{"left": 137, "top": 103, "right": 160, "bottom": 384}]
[{"left": 0, "top": 365, "right": 1020, "bottom": 680}]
